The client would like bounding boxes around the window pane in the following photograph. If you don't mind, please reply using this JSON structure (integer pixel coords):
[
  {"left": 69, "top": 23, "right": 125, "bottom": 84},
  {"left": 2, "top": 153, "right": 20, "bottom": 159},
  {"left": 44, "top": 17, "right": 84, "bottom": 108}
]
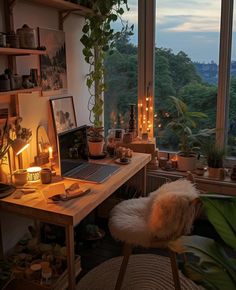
[
  {"left": 227, "top": 2, "right": 236, "bottom": 157},
  {"left": 155, "top": 0, "right": 221, "bottom": 151},
  {"left": 104, "top": 1, "right": 138, "bottom": 134}
]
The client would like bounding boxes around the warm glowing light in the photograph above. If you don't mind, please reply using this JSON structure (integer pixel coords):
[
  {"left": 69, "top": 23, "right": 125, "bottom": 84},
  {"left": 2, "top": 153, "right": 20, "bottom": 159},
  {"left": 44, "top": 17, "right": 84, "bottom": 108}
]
[
  {"left": 48, "top": 146, "right": 53, "bottom": 159},
  {"left": 143, "top": 121, "right": 146, "bottom": 124},
  {"left": 158, "top": 124, "right": 162, "bottom": 128},
  {"left": 27, "top": 166, "right": 42, "bottom": 182},
  {"left": 146, "top": 108, "right": 148, "bottom": 111},
  {"left": 146, "top": 97, "right": 149, "bottom": 101},
  {"left": 16, "top": 143, "right": 29, "bottom": 155},
  {"left": 154, "top": 114, "right": 157, "bottom": 118}
]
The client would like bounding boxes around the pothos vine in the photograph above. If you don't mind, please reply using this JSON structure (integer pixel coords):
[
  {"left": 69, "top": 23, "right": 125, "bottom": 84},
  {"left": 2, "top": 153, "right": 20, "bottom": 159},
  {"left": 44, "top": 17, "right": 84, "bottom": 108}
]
[{"left": 80, "top": 0, "right": 133, "bottom": 127}]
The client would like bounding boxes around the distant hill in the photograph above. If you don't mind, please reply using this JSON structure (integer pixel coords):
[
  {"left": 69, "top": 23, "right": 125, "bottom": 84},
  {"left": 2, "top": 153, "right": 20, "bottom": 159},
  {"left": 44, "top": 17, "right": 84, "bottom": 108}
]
[{"left": 194, "top": 61, "right": 236, "bottom": 85}]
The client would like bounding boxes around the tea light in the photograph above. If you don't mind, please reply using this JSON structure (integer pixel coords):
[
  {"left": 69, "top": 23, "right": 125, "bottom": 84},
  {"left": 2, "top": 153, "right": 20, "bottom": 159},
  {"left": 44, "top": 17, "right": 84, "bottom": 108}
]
[
  {"left": 171, "top": 156, "right": 178, "bottom": 169},
  {"left": 27, "top": 166, "right": 42, "bottom": 182}
]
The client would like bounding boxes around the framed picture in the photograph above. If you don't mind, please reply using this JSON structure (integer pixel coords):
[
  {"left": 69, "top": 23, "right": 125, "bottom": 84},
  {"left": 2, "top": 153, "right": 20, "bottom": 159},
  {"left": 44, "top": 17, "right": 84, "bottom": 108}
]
[
  {"left": 50, "top": 96, "right": 77, "bottom": 134},
  {"left": 38, "top": 27, "right": 67, "bottom": 96}
]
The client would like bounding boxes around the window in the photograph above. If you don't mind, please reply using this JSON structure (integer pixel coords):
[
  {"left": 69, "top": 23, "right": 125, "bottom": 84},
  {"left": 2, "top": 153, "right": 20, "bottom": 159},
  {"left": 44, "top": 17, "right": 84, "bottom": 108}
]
[
  {"left": 104, "top": 1, "right": 138, "bottom": 134},
  {"left": 154, "top": 0, "right": 221, "bottom": 151}
]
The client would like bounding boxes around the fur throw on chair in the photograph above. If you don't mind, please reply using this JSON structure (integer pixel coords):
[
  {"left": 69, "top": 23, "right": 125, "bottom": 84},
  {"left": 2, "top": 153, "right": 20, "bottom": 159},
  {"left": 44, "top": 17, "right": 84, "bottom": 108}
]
[{"left": 147, "top": 179, "right": 199, "bottom": 243}]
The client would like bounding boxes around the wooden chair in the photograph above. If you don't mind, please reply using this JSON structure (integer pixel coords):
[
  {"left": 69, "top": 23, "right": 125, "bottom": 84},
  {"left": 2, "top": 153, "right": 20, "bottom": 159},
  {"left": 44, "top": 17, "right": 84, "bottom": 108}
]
[{"left": 109, "top": 178, "right": 201, "bottom": 290}]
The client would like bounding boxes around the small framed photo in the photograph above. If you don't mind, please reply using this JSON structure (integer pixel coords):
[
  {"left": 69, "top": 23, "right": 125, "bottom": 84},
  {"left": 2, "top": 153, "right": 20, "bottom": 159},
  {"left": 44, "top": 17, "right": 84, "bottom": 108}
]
[{"left": 50, "top": 96, "right": 77, "bottom": 134}]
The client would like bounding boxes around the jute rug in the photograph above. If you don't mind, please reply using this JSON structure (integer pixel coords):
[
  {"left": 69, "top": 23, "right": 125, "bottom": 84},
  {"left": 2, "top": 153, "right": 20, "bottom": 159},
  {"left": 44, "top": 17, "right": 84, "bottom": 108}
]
[{"left": 76, "top": 254, "right": 202, "bottom": 290}]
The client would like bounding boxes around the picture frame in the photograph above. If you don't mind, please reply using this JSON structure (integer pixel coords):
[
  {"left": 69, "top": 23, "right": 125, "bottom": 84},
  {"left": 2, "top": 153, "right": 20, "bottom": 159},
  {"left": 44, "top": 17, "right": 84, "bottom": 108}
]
[
  {"left": 50, "top": 96, "right": 77, "bottom": 134},
  {"left": 38, "top": 27, "right": 67, "bottom": 96}
]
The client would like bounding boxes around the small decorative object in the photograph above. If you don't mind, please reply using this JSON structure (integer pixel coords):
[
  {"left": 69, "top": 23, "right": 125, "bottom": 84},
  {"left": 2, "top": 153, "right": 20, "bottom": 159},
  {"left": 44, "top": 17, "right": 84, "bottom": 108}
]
[
  {"left": 195, "top": 165, "right": 205, "bottom": 176},
  {"left": 34, "top": 125, "right": 50, "bottom": 166},
  {"left": 30, "top": 68, "right": 39, "bottom": 87},
  {"left": 12, "top": 169, "right": 28, "bottom": 186},
  {"left": 106, "top": 129, "right": 124, "bottom": 157},
  {"left": 41, "top": 168, "right": 52, "bottom": 184},
  {"left": 38, "top": 28, "right": 67, "bottom": 95},
  {"left": 123, "top": 132, "right": 133, "bottom": 144},
  {"left": 128, "top": 103, "right": 136, "bottom": 137},
  {"left": 230, "top": 165, "right": 236, "bottom": 181},
  {"left": 6, "top": 31, "right": 20, "bottom": 48},
  {"left": 50, "top": 96, "right": 77, "bottom": 134},
  {"left": 17, "top": 24, "right": 37, "bottom": 49},
  {"left": 142, "top": 132, "right": 148, "bottom": 141},
  {"left": 0, "top": 74, "right": 10, "bottom": 91},
  {"left": 159, "top": 156, "right": 168, "bottom": 168},
  {"left": 171, "top": 155, "right": 178, "bottom": 169},
  {"left": 0, "top": 33, "right": 6, "bottom": 47},
  {"left": 116, "top": 147, "right": 133, "bottom": 160},
  {"left": 27, "top": 167, "right": 42, "bottom": 182},
  {"left": 22, "top": 75, "right": 34, "bottom": 89}
]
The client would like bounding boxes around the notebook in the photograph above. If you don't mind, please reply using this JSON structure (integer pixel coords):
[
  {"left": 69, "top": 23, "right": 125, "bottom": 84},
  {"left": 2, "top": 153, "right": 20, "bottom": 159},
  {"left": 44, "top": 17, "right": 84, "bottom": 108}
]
[{"left": 58, "top": 126, "right": 120, "bottom": 183}]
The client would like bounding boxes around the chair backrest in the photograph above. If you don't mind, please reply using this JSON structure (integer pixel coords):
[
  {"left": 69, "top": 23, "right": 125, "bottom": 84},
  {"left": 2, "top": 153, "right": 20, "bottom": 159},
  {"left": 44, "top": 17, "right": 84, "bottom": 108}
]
[{"left": 147, "top": 179, "right": 200, "bottom": 242}]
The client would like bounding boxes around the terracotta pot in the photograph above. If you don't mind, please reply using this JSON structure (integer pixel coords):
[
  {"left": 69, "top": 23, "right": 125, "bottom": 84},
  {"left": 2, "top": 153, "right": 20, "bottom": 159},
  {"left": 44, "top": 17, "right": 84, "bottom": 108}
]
[
  {"left": 88, "top": 141, "right": 104, "bottom": 156},
  {"left": 177, "top": 153, "right": 197, "bottom": 172},
  {"left": 208, "top": 167, "right": 221, "bottom": 179}
]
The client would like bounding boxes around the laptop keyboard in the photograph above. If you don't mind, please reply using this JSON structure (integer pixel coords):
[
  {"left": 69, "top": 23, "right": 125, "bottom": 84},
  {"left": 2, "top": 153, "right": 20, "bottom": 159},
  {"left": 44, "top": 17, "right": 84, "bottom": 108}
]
[{"left": 74, "top": 163, "right": 102, "bottom": 178}]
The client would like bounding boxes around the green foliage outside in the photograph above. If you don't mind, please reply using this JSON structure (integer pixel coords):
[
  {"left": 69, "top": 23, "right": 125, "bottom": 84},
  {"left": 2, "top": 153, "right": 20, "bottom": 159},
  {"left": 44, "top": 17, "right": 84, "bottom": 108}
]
[{"left": 104, "top": 36, "right": 236, "bottom": 155}]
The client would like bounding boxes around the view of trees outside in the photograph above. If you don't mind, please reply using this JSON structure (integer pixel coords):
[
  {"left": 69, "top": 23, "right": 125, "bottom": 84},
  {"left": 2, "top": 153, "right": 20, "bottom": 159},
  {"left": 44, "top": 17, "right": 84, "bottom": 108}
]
[{"left": 104, "top": 1, "right": 236, "bottom": 156}]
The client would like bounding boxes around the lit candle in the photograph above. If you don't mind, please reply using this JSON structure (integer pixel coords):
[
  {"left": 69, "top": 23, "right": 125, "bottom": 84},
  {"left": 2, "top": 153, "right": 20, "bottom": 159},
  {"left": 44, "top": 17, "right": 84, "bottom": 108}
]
[{"left": 48, "top": 146, "right": 53, "bottom": 159}]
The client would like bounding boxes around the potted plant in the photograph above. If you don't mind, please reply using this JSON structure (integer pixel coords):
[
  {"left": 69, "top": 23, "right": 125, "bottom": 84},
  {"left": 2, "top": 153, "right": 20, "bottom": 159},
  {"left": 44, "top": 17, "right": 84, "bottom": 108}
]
[
  {"left": 87, "top": 126, "right": 104, "bottom": 156},
  {"left": 169, "top": 196, "right": 236, "bottom": 290},
  {"left": 80, "top": 0, "right": 133, "bottom": 151},
  {"left": 167, "top": 96, "right": 213, "bottom": 171},
  {"left": 203, "top": 142, "right": 225, "bottom": 178}
]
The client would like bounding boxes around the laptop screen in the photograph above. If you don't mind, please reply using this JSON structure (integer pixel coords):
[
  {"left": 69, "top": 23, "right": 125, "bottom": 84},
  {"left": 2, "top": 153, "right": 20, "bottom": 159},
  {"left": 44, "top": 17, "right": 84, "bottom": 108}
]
[{"left": 58, "top": 126, "right": 89, "bottom": 175}]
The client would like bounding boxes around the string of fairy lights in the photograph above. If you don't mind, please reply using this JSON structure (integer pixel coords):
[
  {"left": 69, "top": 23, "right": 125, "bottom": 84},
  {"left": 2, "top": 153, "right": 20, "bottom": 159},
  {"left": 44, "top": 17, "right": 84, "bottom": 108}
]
[{"left": 139, "top": 82, "right": 154, "bottom": 138}]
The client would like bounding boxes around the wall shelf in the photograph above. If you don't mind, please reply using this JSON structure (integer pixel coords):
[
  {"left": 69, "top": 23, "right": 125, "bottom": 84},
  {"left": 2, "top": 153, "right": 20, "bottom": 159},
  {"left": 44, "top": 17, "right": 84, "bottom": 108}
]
[
  {"left": 0, "top": 47, "right": 46, "bottom": 56},
  {"left": 0, "top": 87, "right": 42, "bottom": 96},
  {"left": 25, "top": 0, "right": 93, "bottom": 16}
]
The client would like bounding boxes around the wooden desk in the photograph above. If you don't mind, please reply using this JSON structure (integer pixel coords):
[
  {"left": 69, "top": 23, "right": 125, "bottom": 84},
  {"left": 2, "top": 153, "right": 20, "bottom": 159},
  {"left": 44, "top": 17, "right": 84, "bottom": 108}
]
[{"left": 0, "top": 152, "right": 151, "bottom": 290}]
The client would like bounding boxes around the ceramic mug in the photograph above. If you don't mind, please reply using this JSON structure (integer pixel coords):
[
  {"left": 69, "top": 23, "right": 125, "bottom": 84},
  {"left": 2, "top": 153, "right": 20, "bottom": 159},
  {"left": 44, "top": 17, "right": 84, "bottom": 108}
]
[
  {"left": 41, "top": 168, "right": 52, "bottom": 184},
  {"left": 13, "top": 169, "right": 28, "bottom": 186}
]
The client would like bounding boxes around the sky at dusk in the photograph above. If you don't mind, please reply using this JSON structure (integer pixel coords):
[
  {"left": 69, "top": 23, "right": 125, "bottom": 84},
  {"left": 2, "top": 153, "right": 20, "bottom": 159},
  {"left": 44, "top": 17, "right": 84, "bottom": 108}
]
[{"left": 120, "top": 0, "right": 236, "bottom": 64}]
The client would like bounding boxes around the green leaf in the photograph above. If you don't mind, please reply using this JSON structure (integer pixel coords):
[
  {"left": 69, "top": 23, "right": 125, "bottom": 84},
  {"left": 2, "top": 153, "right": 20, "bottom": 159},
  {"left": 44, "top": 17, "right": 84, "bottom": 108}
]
[
  {"left": 82, "top": 24, "right": 90, "bottom": 33},
  {"left": 200, "top": 197, "right": 236, "bottom": 251}
]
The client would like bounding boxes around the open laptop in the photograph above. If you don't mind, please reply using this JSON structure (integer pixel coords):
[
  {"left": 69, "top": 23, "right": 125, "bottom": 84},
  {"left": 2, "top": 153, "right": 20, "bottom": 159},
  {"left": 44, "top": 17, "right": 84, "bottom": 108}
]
[{"left": 58, "top": 126, "right": 120, "bottom": 183}]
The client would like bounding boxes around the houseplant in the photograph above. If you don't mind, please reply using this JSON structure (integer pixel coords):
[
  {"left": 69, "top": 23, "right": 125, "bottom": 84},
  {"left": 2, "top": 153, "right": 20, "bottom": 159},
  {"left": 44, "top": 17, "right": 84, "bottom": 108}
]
[
  {"left": 167, "top": 96, "right": 213, "bottom": 171},
  {"left": 87, "top": 126, "right": 104, "bottom": 156},
  {"left": 203, "top": 142, "right": 225, "bottom": 178},
  {"left": 169, "top": 196, "right": 236, "bottom": 290},
  {"left": 80, "top": 0, "right": 133, "bottom": 130}
]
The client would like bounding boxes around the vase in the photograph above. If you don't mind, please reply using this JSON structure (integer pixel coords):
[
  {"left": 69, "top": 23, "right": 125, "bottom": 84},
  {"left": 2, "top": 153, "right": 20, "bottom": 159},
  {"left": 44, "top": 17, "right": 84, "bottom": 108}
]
[{"left": 177, "top": 153, "right": 197, "bottom": 172}]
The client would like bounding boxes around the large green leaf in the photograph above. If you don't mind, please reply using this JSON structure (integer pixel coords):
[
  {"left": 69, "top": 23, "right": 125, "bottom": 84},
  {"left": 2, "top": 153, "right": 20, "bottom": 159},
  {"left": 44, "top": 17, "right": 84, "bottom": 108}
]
[
  {"left": 169, "top": 235, "right": 236, "bottom": 284},
  {"left": 200, "top": 196, "right": 236, "bottom": 251},
  {"left": 184, "top": 262, "right": 236, "bottom": 290}
]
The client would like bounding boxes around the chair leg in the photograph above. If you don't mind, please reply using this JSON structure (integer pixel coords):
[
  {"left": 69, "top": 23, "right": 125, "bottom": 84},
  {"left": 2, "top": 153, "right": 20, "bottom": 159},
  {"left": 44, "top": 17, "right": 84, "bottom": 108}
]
[
  {"left": 115, "top": 243, "right": 133, "bottom": 290},
  {"left": 169, "top": 249, "right": 181, "bottom": 290}
]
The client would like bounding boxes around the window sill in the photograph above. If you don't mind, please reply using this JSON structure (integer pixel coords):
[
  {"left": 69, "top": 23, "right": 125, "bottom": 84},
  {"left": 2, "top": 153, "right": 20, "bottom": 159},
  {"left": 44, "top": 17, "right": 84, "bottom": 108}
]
[{"left": 147, "top": 168, "right": 236, "bottom": 196}]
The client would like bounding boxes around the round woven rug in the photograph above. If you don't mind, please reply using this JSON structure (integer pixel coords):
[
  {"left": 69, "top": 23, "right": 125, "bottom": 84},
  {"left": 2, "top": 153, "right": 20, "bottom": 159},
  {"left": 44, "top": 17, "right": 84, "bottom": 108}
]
[{"left": 77, "top": 254, "right": 201, "bottom": 290}]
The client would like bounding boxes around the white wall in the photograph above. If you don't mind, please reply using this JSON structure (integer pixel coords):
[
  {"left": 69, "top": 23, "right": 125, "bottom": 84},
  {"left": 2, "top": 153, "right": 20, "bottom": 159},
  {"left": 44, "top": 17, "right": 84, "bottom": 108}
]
[{"left": 0, "top": 0, "right": 90, "bottom": 253}]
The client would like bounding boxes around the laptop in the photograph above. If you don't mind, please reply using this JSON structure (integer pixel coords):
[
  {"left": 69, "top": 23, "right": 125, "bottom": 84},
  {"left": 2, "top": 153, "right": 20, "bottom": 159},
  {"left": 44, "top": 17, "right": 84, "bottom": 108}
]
[{"left": 58, "top": 126, "right": 120, "bottom": 183}]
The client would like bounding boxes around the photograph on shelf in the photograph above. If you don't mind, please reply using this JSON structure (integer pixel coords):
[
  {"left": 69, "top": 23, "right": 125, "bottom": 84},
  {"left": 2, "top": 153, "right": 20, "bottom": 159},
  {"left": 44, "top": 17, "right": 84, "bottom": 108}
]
[
  {"left": 38, "top": 28, "right": 67, "bottom": 96},
  {"left": 50, "top": 96, "right": 77, "bottom": 134}
]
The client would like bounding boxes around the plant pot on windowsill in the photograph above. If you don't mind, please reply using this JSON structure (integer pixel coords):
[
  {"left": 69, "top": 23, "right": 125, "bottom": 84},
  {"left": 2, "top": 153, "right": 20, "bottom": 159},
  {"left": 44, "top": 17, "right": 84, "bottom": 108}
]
[{"left": 177, "top": 152, "right": 197, "bottom": 172}]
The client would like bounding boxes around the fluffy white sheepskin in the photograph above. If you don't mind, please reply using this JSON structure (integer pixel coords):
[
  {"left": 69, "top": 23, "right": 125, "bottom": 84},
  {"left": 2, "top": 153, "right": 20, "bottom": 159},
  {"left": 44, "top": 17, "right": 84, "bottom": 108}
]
[{"left": 109, "top": 179, "right": 199, "bottom": 247}]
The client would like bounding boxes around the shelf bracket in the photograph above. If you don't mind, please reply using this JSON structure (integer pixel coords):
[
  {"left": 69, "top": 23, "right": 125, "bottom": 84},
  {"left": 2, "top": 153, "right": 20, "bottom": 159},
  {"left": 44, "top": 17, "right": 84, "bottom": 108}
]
[{"left": 59, "top": 10, "right": 73, "bottom": 30}]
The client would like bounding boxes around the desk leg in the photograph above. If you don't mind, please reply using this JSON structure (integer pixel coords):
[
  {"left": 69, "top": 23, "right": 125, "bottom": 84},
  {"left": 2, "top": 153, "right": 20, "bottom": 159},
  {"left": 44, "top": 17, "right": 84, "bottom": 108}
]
[
  {"left": 143, "top": 165, "right": 147, "bottom": 196},
  {"left": 66, "top": 225, "right": 75, "bottom": 290}
]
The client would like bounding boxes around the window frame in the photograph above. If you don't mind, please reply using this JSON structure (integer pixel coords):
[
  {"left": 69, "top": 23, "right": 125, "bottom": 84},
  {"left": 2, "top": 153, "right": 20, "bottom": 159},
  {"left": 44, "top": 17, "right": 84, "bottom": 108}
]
[{"left": 141, "top": 0, "right": 235, "bottom": 162}]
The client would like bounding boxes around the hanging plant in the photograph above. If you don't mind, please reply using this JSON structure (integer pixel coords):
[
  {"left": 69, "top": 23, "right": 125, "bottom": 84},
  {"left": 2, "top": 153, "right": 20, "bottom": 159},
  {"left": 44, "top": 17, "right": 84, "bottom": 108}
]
[{"left": 80, "top": 0, "right": 133, "bottom": 127}]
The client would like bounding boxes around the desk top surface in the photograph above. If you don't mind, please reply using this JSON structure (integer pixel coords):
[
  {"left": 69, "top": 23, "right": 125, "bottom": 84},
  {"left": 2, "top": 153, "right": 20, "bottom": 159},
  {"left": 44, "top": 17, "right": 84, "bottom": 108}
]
[{"left": 0, "top": 153, "right": 151, "bottom": 226}]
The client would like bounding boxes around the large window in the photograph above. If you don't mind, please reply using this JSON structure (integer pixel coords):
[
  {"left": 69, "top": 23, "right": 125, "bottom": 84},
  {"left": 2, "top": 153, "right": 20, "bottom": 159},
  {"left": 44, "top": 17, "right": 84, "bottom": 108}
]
[
  {"left": 104, "top": 1, "right": 138, "bottom": 135},
  {"left": 154, "top": 0, "right": 221, "bottom": 151}
]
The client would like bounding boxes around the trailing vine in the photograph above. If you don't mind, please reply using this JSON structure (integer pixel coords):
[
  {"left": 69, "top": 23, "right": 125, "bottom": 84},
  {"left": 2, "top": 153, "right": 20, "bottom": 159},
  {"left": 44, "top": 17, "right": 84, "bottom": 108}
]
[{"left": 80, "top": 0, "right": 133, "bottom": 127}]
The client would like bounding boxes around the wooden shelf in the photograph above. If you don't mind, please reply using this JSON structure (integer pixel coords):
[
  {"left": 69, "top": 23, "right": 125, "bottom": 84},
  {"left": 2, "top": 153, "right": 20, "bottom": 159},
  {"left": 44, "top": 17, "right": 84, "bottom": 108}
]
[
  {"left": 0, "top": 47, "right": 46, "bottom": 56},
  {"left": 0, "top": 87, "right": 42, "bottom": 96},
  {"left": 26, "top": 0, "right": 93, "bottom": 16}
]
